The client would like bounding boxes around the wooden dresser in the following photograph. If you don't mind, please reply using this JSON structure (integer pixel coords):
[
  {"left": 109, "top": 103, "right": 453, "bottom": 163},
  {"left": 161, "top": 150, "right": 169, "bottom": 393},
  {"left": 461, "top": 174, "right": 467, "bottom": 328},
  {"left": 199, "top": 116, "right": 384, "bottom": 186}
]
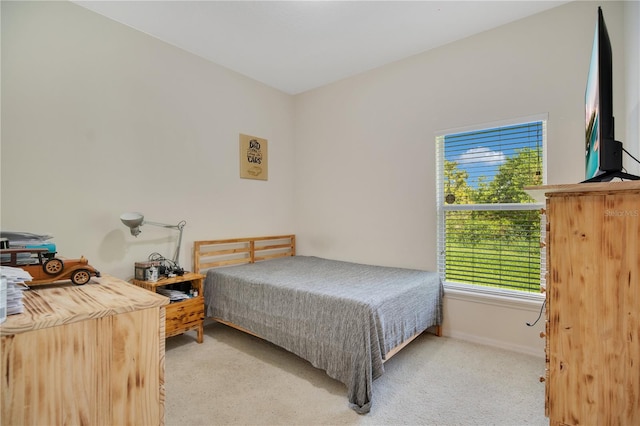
[
  {"left": 530, "top": 182, "right": 639, "bottom": 425},
  {"left": 1, "top": 274, "right": 169, "bottom": 426}
]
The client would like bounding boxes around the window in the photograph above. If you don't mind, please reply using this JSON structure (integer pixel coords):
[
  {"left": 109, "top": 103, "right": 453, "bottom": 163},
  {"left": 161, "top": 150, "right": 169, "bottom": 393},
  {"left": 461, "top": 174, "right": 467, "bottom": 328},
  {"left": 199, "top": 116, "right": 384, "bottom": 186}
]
[{"left": 436, "top": 118, "right": 546, "bottom": 294}]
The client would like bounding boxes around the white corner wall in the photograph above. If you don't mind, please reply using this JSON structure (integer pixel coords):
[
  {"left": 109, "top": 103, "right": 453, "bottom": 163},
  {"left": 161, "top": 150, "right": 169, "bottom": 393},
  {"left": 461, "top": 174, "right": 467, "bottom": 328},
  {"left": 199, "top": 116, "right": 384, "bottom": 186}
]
[
  {"left": 293, "top": 1, "right": 630, "bottom": 265},
  {"left": 293, "top": 1, "right": 634, "bottom": 356},
  {"left": 1, "top": 1, "right": 296, "bottom": 279}
]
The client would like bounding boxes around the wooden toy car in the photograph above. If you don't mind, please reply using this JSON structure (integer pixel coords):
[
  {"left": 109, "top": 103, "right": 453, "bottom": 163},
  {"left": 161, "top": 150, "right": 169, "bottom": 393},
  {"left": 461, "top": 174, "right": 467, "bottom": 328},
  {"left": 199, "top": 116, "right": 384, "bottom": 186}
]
[{"left": 0, "top": 248, "right": 100, "bottom": 286}]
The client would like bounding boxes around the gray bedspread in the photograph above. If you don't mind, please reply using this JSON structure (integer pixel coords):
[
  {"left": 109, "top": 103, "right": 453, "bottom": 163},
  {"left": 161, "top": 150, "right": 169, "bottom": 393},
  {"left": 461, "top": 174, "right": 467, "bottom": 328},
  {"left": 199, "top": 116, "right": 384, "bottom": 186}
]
[{"left": 204, "top": 256, "right": 443, "bottom": 413}]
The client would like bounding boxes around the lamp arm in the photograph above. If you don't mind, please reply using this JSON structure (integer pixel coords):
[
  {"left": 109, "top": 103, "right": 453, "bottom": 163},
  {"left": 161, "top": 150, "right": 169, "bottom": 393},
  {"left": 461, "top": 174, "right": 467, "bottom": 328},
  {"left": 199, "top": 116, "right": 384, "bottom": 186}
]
[
  {"left": 144, "top": 220, "right": 186, "bottom": 267},
  {"left": 144, "top": 221, "right": 181, "bottom": 230},
  {"left": 172, "top": 221, "right": 186, "bottom": 266}
]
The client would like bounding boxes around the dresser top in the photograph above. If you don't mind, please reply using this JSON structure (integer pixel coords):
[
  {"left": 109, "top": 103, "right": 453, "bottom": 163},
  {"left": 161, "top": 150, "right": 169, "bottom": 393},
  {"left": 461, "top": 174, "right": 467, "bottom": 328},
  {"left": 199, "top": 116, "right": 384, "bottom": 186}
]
[
  {"left": 1, "top": 274, "right": 169, "bottom": 336},
  {"left": 525, "top": 181, "right": 640, "bottom": 202}
]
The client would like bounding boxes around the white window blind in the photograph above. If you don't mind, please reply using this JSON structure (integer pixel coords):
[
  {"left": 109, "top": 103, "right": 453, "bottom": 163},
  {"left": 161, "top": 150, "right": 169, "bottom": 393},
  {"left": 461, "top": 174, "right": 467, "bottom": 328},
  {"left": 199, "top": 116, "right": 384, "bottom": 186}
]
[{"left": 436, "top": 119, "right": 546, "bottom": 293}]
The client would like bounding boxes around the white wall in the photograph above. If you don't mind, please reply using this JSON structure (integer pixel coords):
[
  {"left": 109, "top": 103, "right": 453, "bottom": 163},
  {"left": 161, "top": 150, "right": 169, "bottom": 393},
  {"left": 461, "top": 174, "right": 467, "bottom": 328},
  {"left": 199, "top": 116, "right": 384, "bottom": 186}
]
[
  {"left": 625, "top": 0, "right": 640, "bottom": 177},
  {"left": 294, "top": 1, "right": 632, "bottom": 264},
  {"left": 1, "top": 1, "right": 296, "bottom": 279},
  {"left": 293, "top": 1, "right": 635, "bottom": 355}
]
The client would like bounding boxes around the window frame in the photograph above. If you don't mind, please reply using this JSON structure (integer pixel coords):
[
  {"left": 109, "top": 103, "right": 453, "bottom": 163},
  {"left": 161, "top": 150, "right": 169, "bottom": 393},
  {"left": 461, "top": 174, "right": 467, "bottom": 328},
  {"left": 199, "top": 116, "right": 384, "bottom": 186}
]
[{"left": 435, "top": 114, "right": 548, "bottom": 302}]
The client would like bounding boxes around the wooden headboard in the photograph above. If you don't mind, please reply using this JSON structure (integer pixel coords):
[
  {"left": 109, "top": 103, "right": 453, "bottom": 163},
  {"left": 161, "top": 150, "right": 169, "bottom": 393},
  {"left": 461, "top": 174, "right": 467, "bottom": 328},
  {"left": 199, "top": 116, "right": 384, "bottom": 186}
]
[{"left": 193, "top": 235, "right": 296, "bottom": 274}]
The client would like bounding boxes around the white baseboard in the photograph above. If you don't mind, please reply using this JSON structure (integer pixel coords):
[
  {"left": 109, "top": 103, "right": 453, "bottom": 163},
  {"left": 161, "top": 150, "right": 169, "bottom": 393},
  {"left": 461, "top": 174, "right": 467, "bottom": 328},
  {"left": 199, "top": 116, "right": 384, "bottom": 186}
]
[{"left": 445, "top": 329, "right": 544, "bottom": 358}]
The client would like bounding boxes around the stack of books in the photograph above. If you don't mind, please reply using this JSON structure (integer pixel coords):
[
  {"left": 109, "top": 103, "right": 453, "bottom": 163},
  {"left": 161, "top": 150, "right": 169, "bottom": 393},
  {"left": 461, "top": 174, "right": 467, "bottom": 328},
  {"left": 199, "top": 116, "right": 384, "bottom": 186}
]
[
  {"left": 0, "top": 266, "right": 32, "bottom": 321},
  {"left": 1, "top": 231, "right": 55, "bottom": 247}
]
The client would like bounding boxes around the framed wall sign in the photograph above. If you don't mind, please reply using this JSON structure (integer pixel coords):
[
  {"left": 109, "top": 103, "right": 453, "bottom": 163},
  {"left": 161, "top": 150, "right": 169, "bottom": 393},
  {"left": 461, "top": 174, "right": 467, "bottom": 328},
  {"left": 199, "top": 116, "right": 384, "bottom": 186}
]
[{"left": 239, "top": 133, "right": 268, "bottom": 180}]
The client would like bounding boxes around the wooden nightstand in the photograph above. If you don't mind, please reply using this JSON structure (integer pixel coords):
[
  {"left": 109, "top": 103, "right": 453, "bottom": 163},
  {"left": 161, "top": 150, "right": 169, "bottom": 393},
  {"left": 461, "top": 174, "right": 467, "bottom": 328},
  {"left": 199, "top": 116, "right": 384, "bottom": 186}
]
[{"left": 132, "top": 272, "right": 205, "bottom": 343}]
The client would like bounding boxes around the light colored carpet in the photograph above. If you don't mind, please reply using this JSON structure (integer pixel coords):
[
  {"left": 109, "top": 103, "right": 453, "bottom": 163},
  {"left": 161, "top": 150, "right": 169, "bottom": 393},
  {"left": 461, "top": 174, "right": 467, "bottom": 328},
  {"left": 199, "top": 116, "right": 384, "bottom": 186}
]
[{"left": 165, "top": 321, "right": 547, "bottom": 425}]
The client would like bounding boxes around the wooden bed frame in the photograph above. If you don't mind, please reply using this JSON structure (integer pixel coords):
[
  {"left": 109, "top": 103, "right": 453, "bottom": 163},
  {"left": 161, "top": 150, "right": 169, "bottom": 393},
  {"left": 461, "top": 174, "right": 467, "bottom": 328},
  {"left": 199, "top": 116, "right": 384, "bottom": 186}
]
[{"left": 193, "top": 235, "right": 441, "bottom": 361}]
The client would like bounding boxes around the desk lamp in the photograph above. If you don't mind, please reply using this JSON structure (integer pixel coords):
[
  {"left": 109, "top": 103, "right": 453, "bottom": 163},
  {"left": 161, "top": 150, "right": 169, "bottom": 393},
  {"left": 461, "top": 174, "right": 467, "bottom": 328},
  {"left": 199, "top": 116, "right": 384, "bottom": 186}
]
[{"left": 120, "top": 212, "right": 186, "bottom": 273}]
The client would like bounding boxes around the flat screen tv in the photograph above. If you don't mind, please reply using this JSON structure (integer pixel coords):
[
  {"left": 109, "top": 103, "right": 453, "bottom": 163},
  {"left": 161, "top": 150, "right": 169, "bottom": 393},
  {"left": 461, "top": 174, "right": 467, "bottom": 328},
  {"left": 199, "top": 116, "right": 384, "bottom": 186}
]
[{"left": 583, "top": 7, "right": 638, "bottom": 182}]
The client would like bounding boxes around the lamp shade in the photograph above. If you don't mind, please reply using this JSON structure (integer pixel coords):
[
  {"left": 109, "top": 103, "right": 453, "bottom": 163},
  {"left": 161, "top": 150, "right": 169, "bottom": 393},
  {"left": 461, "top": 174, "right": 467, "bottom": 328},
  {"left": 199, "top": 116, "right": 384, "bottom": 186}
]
[{"left": 120, "top": 212, "right": 144, "bottom": 236}]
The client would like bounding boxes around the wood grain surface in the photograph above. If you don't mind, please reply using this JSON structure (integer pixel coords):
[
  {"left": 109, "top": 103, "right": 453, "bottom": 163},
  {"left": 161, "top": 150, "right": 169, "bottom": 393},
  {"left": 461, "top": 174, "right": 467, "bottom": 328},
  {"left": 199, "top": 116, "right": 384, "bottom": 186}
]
[
  {"left": 543, "top": 184, "right": 639, "bottom": 425},
  {"left": 1, "top": 275, "right": 168, "bottom": 425}
]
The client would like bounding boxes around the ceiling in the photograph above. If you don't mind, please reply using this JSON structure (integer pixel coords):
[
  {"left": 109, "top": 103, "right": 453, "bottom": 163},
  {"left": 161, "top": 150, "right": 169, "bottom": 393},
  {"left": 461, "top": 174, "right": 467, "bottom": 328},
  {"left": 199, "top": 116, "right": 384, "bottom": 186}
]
[{"left": 74, "top": 1, "right": 568, "bottom": 94}]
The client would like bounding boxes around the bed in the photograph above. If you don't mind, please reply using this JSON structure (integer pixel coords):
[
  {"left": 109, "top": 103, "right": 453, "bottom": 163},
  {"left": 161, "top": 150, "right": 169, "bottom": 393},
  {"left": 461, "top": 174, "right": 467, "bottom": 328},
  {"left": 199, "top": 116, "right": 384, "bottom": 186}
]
[{"left": 193, "top": 235, "right": 443, "bottom": 413}]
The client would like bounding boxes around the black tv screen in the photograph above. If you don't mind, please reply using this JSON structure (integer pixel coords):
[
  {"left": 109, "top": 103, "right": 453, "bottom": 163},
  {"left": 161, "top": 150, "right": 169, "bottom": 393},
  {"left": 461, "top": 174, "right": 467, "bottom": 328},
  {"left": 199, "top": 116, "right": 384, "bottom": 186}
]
[{"left": 583, "top": 7, "right": 638, "bottom": 182}]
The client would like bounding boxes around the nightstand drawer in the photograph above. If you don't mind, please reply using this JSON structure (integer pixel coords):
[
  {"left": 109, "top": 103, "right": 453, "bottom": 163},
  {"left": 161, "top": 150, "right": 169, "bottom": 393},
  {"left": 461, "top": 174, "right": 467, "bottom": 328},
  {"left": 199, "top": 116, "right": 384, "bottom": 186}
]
[{"left": 165, "top": 296, "right": 204, "bottom": 337}]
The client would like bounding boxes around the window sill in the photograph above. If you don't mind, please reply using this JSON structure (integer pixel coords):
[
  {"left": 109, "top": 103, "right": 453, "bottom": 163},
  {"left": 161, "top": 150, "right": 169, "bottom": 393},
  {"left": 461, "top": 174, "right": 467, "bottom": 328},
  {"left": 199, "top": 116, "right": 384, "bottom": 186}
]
[{"left": 444, "top": 282, "right": 545, "bottom": 311}]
